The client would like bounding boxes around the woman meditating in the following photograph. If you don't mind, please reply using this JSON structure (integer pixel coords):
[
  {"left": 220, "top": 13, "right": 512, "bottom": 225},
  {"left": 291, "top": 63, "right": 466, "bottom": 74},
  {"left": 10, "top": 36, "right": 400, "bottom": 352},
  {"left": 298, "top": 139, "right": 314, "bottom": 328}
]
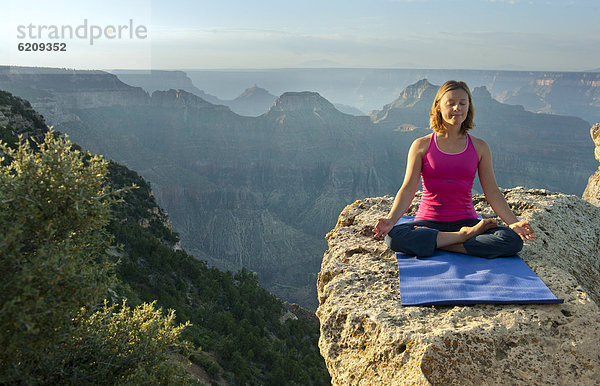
[{"left": 372, "top": 80, "right": 535, "bottom": 258}]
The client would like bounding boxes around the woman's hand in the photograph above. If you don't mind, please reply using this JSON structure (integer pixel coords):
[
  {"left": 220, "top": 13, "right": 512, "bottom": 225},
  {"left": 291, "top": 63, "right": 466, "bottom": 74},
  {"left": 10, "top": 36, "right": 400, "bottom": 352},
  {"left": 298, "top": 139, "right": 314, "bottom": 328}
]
[
  {"left": 509, "top": 220, "right": 537, "bottom": 241},
  {"left": 373, "top": 218, "right": 396, "bottom": 240}
]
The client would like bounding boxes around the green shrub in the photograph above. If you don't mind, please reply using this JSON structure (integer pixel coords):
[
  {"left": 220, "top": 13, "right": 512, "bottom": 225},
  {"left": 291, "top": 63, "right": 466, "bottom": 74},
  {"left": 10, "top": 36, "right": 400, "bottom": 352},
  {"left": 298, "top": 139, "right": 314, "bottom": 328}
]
[
  {"left": 0, "top": 132, "right": 193, "bottom": 384},
  {"left": 59, "top": 300, "right": 192, "bottom": 385}
]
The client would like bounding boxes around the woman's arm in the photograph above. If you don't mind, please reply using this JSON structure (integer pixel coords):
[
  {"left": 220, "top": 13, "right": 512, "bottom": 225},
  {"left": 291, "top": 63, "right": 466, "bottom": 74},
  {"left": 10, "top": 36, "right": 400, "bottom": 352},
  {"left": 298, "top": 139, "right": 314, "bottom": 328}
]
[
  {"left": 475, "top": 138, "right": 536, "bottom": 241},
  {"left": 373, "top": 136, "right": 427, "bottom": 239}
]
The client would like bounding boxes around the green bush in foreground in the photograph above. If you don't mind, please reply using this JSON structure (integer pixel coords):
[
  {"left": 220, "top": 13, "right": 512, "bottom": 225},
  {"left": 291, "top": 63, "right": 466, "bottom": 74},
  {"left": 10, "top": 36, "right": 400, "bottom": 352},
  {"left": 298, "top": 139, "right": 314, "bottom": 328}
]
[
  {"left": 60, "top": 300, "right": 191, "bottom": 384},
  {"left": 0, "top": 132, "right": 192, "bottom": 384}
]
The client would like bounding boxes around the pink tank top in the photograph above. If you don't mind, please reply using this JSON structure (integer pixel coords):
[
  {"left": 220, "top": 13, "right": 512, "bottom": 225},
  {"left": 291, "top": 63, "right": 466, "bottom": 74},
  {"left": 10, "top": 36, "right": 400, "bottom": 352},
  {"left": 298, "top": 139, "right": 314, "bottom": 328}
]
[{"left": 415, "top": 133, "right": 479, "bottom": 221}]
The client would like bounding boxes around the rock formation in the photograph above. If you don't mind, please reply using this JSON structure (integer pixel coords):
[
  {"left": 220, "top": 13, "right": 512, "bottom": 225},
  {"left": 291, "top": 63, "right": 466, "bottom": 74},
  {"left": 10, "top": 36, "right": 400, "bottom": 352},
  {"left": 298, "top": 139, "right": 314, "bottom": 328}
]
[
  {"left": 368, "top": 78, "right": 435, "bottom": 128},
  {"left": 0, "top": 91, "right": 48, "bottom": 141},
  {"left": 43, "top": 88, "right": 392, "bottom": 309},
  {"left": 150, "top": 89, "right": 229, "bottom": 111},
  {"left": 112, "top": 70, "right": 280, "bottom": 115},
  {"left": 498, "top": 73, "right": 600, "bottom": 125},
  {"left": 183, "top": 68, "right": 600, "bottom": 124},
  {"left": 228, "top": 85, "right": 277, "bottom": 116},
  {"left": 112, "top": 69, "right": 225, "bottom": 106},
  {"left": 317, "top": 188, "right": 600, "bottom": 384},
  {"left": 0, "top": 66, "right": 149, "bottom": 125},
  {"left": 2, "top": 68, "right": 597, "bottom": 311},
  {"left": 268, "top": 91, "right": 337, "bottom": 113},
  {"left": 583, "top": 123, "right": 600, "bottom": 206}
]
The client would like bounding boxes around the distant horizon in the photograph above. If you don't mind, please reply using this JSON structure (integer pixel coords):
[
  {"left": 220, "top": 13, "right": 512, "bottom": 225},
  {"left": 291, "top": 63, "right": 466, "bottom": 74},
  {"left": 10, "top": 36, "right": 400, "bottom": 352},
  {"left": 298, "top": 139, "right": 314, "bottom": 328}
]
[
  {"left": 3, "top": 64, "right": 600, "bottom": 74},
  {"left": 3, "top": 1, "right": 599, "bottom": 72}
]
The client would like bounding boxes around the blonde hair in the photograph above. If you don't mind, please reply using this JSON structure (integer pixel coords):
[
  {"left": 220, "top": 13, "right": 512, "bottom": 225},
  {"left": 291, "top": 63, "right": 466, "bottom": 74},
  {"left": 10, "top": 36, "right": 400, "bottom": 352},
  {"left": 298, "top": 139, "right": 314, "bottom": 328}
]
[{"left": 429, "top": 80, "right": 475, "bottom": 134}]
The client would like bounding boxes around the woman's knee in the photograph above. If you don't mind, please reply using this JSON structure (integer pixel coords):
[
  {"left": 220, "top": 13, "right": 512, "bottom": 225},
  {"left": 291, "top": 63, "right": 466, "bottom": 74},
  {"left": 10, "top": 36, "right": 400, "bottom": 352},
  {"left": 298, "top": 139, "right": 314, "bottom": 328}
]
[
  {"left": 491, "top": 227, "right": 523, "bottom": 256},
  {"left": 384, "top": 234, "right": 395, "bottom": 251},
  {"left": 384, "top": 225, "right": 410, "bottom": 251},
  {"left": 385, "top": 228, "right": 410, "bottom": 252},
  {"left": 503, "top": 228, "right": 524, "bottom": 254},
  {"left": 464, "top": 227, "right": 523, "bottom": 258},
  {"left": 384, "top": 225, "right": 438, "bottom": 256}
]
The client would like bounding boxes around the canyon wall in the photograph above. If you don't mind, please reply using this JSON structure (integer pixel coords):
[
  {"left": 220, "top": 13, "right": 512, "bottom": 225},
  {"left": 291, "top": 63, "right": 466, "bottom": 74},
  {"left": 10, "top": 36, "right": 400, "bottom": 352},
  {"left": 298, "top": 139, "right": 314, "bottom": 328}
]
[{"left": 1, "top": 68, "right": 596, "bottom": 310}]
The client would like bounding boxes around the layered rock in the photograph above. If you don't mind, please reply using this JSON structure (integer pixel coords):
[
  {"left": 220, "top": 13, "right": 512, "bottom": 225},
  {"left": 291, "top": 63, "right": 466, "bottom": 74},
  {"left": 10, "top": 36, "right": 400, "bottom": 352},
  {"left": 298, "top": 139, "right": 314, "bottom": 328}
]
[
  {"left": 112, "top": 69, "right": 225, "bottom": 106},
  {"left": 317, "top": 188, "right": 600, "bottom": 384},
  {"left": 368, "top": 79, "right": 434, "bottom": 130},
  {"left": 4, "top": 68, "right": 596, "bottom": 313},
  {"left": 113, "top": 70, "right": 277, "bottom": 116},
  {"left": 46, "top": 88, "right": 394, "bottom": 309},
  {"left": 268, "top": 91, "right": 338, "bottom": 113},
  {"left": 0, "top": 90, "right": 48, "bottom": 141},
  {"left": 582, "top": 123, "right": 600, "bottom": 206},
  {"left": 0, "top": 66, "right": 149, "bottom": 124},
  {"left": 228, "top": 85, "right": 277, "bottom": 116},
  {"left": 150, "top": 89, "right": 229, "bottom": 111},
  {"left": 498, "top": 73, "right": 600, "bottom": 125},
  {"left": 183, "top": 68, "right": 600, "bottom": 124}
]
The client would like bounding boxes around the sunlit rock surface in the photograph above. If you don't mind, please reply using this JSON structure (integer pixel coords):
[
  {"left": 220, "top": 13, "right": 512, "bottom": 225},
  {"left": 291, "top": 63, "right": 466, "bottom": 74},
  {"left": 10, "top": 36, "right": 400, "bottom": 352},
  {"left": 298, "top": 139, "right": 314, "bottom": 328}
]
[{"left": 317, "top": 188, "right": 600, "bottom": 385}]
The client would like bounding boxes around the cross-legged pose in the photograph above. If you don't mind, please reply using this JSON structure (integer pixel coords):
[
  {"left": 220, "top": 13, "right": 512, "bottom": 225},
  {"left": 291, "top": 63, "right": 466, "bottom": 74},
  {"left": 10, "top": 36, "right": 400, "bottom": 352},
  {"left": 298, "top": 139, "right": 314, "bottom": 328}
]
[{"left": 372, "top": 80, "right": 535, "bottom": 258}]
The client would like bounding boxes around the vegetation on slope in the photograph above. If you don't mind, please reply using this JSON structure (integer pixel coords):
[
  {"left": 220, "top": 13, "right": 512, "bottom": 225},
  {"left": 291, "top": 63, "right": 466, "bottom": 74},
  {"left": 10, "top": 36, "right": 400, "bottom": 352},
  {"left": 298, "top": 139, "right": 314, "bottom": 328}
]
[
  {"left": 107, "top": 156, "right": 330, "bottom": 385},
  {"left": 0, "top": 89, "right": 330, "bottom": 384},
  {"left": 0, "top": 131, "right": 192, "bottom": 384}
]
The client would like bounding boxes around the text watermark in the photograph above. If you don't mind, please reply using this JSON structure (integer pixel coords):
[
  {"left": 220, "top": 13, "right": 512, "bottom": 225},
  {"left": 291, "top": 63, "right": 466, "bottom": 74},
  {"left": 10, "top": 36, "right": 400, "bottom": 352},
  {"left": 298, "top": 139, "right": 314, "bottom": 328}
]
[{"left": 16, "top": 19, "right": 148, "bottom": 46}]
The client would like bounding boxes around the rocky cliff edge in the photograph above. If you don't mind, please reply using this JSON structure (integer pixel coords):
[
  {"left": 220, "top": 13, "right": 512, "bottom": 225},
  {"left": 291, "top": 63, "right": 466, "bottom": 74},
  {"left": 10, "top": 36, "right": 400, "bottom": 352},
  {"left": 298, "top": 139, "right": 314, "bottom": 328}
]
[{"left": 316, "top": 188, "right": 600, "bottom": 385}]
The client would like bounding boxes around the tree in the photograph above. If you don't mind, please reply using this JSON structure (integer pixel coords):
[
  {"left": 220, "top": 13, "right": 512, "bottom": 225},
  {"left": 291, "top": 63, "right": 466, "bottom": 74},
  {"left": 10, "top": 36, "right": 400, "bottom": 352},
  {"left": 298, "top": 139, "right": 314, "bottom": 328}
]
[
  {"left": 0, "top": 132, "right": 191, "bottom": 384},
  {"left": 61, "top": 300, "right": 191, "bottom": 384}
]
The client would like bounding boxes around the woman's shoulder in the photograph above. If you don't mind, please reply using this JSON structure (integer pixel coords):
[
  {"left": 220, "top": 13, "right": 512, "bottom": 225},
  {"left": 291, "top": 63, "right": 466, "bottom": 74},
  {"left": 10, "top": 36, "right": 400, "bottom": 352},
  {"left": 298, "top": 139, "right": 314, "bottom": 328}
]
[
  {"left": 468, "top": 134, "right": 491, "bottom": 156},
  {"left": 408, "top": 134, "right": 432, "bottom": 157},
  {"left": 412, "top": 133, "right": 433, "bottom": 149}
]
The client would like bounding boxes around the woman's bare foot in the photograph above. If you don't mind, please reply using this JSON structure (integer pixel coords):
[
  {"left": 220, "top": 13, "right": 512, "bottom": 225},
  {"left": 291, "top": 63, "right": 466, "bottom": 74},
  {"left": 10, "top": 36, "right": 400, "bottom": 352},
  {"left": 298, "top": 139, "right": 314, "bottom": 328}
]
[{"left": 459, "top": 218, "right": 498, "bottom": 240}]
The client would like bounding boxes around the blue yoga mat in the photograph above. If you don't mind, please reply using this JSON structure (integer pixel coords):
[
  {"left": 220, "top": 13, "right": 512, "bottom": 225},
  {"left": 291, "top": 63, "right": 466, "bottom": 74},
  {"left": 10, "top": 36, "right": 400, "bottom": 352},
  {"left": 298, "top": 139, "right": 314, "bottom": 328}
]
[{"left": 395, "top": 217, "right": 563, "bottom": 306}]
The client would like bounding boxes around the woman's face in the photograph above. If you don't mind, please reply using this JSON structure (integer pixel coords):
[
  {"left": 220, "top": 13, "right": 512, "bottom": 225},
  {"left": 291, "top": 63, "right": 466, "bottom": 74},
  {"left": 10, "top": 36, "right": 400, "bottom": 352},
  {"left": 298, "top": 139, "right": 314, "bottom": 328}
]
[{"left": 438, "top": 88, "right": 469, "bottom": 130}]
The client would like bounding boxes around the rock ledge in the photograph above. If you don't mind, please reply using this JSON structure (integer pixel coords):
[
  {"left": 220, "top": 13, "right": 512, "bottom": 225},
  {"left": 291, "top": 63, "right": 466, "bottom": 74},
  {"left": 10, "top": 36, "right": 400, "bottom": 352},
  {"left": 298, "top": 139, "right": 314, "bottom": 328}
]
[{"left": 317, "top": 187, "right": 600, "bottom": 385}]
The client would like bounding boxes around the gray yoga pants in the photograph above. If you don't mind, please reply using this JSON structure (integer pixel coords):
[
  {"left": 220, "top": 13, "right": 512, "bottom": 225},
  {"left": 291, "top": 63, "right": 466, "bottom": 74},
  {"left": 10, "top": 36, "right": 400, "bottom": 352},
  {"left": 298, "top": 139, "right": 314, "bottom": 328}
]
[{"left": 384, "top": 218, "right": 523, "bottom": 258}]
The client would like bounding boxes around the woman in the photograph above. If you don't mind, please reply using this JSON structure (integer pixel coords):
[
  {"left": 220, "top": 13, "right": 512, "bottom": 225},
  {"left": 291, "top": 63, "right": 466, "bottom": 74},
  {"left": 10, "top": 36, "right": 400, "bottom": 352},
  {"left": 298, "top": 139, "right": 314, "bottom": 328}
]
[{"left": 372, "top": 80, "right": 535, "bottom": 258}]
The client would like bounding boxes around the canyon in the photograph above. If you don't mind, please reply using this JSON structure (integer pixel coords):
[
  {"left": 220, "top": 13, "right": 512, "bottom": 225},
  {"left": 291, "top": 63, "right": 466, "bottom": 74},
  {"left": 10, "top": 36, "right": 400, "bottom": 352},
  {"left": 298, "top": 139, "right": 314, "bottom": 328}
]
[{"left": 0, "top": 66, "right": 596, "bottom": 309}]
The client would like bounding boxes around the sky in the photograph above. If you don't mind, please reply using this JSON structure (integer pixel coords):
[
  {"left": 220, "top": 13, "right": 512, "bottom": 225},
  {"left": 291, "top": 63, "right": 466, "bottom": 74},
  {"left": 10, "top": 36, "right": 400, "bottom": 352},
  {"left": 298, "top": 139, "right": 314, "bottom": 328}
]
[{"left": 2, "top": 0, "right": 599, "bottom": 71}]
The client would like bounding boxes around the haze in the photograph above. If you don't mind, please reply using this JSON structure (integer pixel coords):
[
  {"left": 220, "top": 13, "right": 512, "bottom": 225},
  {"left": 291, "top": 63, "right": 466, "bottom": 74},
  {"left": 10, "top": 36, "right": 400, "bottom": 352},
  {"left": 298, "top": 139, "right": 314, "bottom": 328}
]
[{"left": 3, "top": 0, "right": 599, "bottom": 71}]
